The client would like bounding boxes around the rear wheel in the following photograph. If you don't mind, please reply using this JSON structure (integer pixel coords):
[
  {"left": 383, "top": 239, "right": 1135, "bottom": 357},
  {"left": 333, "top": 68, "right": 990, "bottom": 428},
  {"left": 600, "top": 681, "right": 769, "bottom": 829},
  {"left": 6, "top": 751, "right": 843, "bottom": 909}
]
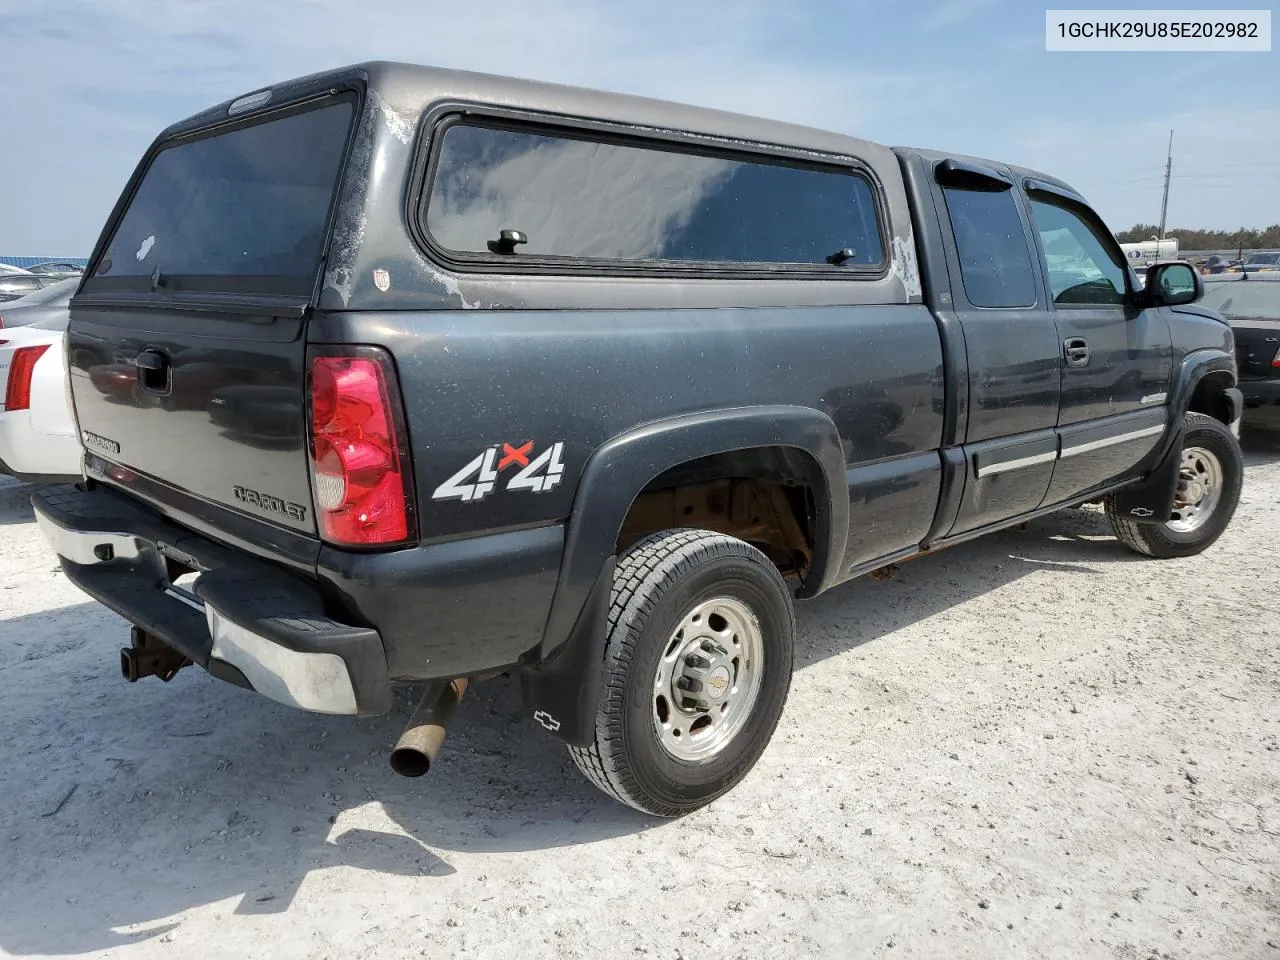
[
  {"left": 1107, "top": 412, "right": 1242, "bottom": 558},
  {"left": 569, "top": 529, "right": 795, "bottom": 817}
]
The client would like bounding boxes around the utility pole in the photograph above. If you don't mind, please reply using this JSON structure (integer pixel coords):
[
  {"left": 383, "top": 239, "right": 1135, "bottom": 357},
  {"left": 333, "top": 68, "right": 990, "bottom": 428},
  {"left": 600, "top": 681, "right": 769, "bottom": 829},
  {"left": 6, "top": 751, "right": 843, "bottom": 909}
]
[{"left": 1157, "top": 129, "right": 1173, "bottom": 240}]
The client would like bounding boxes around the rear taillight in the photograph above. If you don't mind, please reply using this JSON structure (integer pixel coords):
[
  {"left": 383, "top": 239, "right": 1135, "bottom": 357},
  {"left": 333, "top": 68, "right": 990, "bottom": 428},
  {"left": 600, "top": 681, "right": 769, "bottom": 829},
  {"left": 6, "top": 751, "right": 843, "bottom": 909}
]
[
  {"left": 5, "top": 344, "right": 50, "bottom": 410},
  {"left": 1273, "top": 348, "right": 1280, "bottom": 369},
  {"left": 307, "top": 348, "right": 415, "bottom": 547}
]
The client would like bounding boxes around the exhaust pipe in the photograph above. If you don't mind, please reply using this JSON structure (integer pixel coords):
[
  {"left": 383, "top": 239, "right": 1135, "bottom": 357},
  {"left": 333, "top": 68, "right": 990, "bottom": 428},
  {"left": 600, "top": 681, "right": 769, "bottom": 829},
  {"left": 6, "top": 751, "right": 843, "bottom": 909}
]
[{"left": 389, "top": 678, "right": 469, "bottom": 778}]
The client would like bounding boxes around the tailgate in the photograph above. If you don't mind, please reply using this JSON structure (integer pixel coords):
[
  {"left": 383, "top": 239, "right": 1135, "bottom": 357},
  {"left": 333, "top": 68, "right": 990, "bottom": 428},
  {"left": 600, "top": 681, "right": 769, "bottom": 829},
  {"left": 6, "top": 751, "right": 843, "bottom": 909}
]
[
  {"left": 68, "top": 306, "right": 316, "bottom": 533},
  {"left": 68, "top": 92, "right": 358, "bottom": 537}
]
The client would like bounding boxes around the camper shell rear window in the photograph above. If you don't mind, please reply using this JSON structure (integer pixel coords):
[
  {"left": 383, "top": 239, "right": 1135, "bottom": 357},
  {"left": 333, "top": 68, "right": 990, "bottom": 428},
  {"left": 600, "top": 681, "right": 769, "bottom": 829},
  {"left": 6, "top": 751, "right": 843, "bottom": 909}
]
[{"left": 84, "top": 95, "right": 356, "bottom": 299}]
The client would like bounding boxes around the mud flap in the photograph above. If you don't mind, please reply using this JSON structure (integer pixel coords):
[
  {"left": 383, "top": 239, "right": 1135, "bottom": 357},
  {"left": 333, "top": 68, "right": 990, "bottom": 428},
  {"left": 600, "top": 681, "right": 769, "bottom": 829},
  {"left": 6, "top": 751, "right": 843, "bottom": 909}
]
[
  {"left": 1225, "top": 387, "right": 1243, "bottom": 438},
  {"left": 1106, "top": 426, "right": 1184, "bottom": 524},
  {"left": 519, "top": 557, "right": 615, "bottom": 747}
]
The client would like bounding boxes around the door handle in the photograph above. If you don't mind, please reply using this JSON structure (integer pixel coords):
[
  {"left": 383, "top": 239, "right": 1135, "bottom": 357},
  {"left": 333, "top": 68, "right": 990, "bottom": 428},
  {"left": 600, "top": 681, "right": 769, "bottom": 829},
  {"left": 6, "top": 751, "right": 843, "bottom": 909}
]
[{"left": 1063, "top": 337, "right": 1090, "bottom": 367}]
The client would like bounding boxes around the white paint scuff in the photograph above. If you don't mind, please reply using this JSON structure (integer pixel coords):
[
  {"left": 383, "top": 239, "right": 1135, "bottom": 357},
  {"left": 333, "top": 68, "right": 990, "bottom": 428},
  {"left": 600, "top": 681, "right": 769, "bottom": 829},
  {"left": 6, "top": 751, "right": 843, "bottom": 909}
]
[
  {"left": 369, "top": 90, "right": 413, "bottom": 146},
  {"left": 890, "top": 234, "right": 922, "bottom": 301}
]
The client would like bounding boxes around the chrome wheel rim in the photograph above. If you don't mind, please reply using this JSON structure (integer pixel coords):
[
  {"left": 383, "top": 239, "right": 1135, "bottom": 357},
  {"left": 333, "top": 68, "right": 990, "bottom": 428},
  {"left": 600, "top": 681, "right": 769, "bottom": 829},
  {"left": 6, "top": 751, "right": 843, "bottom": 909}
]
[
  {"left": 652, "top": 597, "right": 764, "bottom": 763},
  {"left": 1167, "top": 445, "right": 1224, "bottom": 533}
]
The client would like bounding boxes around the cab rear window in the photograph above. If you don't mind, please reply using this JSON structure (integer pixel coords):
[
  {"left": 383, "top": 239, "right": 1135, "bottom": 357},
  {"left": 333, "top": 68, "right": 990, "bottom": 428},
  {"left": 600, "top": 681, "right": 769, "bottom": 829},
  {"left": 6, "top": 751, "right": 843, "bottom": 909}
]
[{"left": 85, "top": 97, "right": 354, "bottom": 298}]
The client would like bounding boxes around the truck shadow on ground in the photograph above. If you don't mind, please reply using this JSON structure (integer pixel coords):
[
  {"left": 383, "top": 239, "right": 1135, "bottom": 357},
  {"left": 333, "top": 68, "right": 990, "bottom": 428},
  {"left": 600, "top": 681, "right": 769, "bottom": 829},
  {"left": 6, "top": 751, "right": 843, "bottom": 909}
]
[
  {"left": 2, "top": 430, "right": 1276, "bottom": 955},
  {"left": 0, "top": 477, "right": 36, "bottom": 525},
  {"left": 0, "top": 504, "right": 1150, "bottom": 956},
  {"left": 1242, "top": 424, "right": 1280, "bottom": 465}
]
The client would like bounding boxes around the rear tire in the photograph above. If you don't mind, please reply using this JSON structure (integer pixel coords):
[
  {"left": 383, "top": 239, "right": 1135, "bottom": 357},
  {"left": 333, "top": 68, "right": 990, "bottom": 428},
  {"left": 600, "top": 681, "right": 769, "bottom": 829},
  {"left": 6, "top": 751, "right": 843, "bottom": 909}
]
[
  {"left": 569, "top": 529, "right": 795, "bottom": 817},
  {"left": 1107, "top": 412, "right": 1242, "bottom": 558}
]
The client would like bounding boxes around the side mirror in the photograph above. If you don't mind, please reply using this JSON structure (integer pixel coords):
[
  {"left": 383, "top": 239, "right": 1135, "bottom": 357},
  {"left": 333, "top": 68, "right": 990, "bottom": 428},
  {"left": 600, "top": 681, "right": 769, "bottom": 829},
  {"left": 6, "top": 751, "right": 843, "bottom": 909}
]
[{"left": 1141, "top": 261, "right": 1202, "bottom": 307}]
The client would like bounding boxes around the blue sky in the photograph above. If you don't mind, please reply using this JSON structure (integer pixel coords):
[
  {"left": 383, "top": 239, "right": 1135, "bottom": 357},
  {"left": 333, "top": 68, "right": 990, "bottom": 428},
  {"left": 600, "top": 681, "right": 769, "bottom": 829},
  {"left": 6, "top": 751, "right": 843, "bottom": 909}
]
[{"left": 1, "top": 0, "right": 1276, "bottom": 253}]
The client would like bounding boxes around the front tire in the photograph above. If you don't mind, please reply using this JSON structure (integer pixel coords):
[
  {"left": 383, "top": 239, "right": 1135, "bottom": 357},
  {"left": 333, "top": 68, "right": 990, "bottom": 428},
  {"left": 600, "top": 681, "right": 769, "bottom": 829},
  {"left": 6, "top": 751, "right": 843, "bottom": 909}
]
[
  {"left": 569, "top": 529, "right": 795, "bottom": 817},
  {"left": 1107, "top": 412, "right": 1243, "bottom": 558}
]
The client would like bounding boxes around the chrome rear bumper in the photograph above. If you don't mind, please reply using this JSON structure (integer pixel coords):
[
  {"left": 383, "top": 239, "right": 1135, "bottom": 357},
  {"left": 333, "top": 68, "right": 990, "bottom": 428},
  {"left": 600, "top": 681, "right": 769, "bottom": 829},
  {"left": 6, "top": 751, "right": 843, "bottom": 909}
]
[{"left": 32, "top": 485, "right": 389, "bottom": 716}]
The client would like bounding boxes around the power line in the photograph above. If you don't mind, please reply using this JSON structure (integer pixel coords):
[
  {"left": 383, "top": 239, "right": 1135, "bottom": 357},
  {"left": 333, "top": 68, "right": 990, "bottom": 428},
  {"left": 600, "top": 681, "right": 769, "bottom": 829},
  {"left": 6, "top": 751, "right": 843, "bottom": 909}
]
[
  {"left": 1071, "top": 170, "right": 1164, "bottom": 182},
  {"left": 1072, "top": 165, "right": 1165, "bottom": 177},
  {"left": 1100, "top": 182, "right": 1280, "bottom": 195},
  {"left": 1172, "top": 173, "right": 1280, "bottom": 179},
  {"left": 1070, "top": 175, "right": 1166, "bottom": 186},
  {"left": 1176, "top": 162, "right": 1280, "bottom": 169}
]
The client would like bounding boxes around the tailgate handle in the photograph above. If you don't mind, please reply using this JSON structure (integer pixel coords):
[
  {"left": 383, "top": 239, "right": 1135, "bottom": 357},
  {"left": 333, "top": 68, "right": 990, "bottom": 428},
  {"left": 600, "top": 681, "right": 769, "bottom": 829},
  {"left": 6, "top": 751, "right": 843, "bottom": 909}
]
[{"left": 135, "top": 349, "right": 171, "bottom": 393}]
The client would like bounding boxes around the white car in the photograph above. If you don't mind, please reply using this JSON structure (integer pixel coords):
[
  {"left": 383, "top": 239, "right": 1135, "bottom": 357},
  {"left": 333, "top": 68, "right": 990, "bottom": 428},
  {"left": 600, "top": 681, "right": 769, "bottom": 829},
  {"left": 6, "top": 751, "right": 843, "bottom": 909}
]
[{"left": 0, "top": 314, "right": 80, "bottom": 482}]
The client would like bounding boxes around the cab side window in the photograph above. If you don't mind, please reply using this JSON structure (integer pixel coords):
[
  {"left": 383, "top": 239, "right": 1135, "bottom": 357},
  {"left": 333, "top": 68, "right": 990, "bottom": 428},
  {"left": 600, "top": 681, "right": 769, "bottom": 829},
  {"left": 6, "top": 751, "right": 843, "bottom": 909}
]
[
  {"left": 1028, "top": 196, "right": 1126, "bottom": 305},
  {"left": 941, "top": 185, "right": 1037, "bottom": 308}
]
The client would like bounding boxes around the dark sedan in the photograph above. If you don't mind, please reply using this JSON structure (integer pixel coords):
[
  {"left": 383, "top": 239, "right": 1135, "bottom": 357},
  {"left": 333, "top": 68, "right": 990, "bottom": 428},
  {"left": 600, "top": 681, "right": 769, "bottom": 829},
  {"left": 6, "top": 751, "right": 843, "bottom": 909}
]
[
  {"left": 0, "top": 277, "right": 77, "bottom": 327},
  {"left": 1202, "top": 274, "right": 1280, "bottom": 430},
  {"left": 1227, "top": 251, "right": 1280, "bottom": 275}
]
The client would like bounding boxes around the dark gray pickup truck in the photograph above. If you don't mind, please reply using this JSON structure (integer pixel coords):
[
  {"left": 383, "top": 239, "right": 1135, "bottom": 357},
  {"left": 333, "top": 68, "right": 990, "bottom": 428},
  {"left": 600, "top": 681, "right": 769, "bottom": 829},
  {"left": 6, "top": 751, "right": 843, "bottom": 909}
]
[{"left": 35, "top": 62, "right": 1244, "bottom": 816}]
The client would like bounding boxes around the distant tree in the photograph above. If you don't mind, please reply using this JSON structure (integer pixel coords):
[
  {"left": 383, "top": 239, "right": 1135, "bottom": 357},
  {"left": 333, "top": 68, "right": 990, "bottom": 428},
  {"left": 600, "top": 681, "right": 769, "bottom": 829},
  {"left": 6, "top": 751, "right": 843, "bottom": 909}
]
[{"left": 1114, "top": 224, "right": 1280, "bottom": 250}]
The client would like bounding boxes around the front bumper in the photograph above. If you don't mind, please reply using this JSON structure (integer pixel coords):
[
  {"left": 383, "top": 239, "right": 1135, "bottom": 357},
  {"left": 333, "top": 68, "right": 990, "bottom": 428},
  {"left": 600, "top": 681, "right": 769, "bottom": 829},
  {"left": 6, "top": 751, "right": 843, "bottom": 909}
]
[{"left": 33, "top": 484, "right": 390, "bottom": 716}]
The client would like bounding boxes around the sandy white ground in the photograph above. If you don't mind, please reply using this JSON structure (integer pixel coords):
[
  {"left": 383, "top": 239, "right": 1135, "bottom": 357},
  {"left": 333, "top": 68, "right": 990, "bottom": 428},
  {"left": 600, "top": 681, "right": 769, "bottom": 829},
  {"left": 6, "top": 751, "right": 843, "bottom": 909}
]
[{"left": 0, "top": 436, "right": 1277, "bottom": 960}]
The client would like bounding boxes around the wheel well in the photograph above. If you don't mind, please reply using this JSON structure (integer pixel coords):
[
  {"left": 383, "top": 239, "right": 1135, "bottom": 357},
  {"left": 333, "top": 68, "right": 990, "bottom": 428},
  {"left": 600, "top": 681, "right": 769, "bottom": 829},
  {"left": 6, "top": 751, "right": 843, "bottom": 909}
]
[
  {"left": 1187, "top": 373, "right": 1234, "bottom": 425},
  {"left": 615, "top": 447, "right": 821, "bottom": 585}
]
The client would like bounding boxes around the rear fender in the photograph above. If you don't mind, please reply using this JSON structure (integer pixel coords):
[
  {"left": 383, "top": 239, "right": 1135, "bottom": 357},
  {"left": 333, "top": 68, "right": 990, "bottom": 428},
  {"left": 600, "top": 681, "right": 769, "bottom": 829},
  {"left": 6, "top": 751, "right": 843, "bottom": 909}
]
[{"left": 520, "top": 405, "right": 847, "bottom": 746}]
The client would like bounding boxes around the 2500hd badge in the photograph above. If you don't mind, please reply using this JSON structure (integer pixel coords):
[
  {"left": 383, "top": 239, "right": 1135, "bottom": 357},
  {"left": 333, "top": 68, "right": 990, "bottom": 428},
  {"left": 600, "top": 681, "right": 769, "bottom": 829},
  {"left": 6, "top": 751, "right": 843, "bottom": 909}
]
[{"left": 81, "top": 430, "right": 121, "bottom": 455}]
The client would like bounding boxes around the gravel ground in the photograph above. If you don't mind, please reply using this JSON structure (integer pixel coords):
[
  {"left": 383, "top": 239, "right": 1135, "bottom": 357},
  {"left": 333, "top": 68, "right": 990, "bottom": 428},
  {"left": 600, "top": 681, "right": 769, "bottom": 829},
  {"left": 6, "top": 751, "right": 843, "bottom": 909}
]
[{"left": 1, "top": 434, "right": 1277, "bottom": 960}]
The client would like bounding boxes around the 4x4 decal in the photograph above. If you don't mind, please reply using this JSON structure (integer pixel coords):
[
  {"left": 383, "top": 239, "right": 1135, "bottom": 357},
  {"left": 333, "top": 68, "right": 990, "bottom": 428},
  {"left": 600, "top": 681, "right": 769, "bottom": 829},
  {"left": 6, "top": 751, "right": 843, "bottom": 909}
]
[{"left": 432, "top": 441, "right": 566, "bottom": 502}]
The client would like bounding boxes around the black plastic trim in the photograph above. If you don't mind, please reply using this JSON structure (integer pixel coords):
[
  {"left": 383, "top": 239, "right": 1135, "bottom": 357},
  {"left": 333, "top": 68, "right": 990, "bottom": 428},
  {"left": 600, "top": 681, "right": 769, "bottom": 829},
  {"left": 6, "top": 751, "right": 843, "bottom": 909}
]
[
  {"left": 520, "top": 556, "right": 615, "bottom": 746},
  {"left": 536, "top": 405, "right": 848, "bottom": 672},
  {"left": 924, "top": 476, "right": 1137, "bottom": 551},
  {"left": 70, "top": 291, "right": 310, "bottom": 318},
  {"left": 316, "top": 522, "right": 564, "bottom": 682},
  {"left": 934, "top": 158, "right": 1013, "bottom": 190},
  {"left": 1164, "top": 349, "right": 1238, "bottom": 459},
  {"left": 1023, "top": 177, "right": 1088, "bottom": 206},
  {"left": 924, "top": 445, "right": 969, "bottom": 542}
]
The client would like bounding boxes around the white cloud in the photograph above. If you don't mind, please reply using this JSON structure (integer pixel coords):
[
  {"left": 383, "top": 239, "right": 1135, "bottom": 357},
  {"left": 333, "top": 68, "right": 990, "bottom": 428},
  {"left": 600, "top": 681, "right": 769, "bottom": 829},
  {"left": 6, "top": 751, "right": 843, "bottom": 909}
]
[
  {"left": 1005, "top": 105, "right": 1280, "bottom": 232},
  {"left": 3, "top": 0, "right": 1269, "bottom": 250},
  {"left": 0, "top": 0, "right": 938, "bottom": 251},
  {"left": 923, "top": 0, "right": 999, "bottom": 30}
]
